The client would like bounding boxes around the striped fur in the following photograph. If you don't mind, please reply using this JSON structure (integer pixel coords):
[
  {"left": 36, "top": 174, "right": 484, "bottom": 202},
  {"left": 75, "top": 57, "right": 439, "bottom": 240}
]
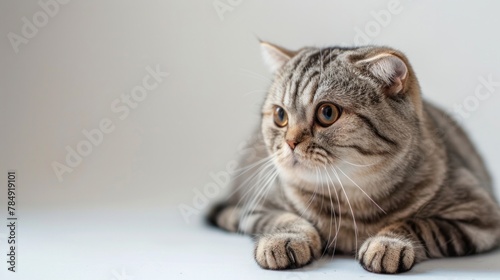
[{"left": 207, "top": 43, "right": 500, "bottom": 273}]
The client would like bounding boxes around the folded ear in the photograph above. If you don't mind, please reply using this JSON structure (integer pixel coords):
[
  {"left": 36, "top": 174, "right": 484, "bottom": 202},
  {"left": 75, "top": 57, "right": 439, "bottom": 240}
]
[
  {"left": 356, "top": 53, "right": 408, "bottom": 94},
  {"left": 260, "top": 41, "right": 297, "bottom": 74}
]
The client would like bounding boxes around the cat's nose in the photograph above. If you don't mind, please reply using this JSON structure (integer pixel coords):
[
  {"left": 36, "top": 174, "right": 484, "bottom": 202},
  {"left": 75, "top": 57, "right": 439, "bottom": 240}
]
[{"left": 286, "top": 140, "right": 298, "bottom": 150}]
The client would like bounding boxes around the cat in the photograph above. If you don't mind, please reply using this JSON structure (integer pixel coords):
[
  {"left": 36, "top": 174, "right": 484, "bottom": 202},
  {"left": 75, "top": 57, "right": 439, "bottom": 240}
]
[{"left": 207, "top": 42, "right": 500, "bottom": 274}]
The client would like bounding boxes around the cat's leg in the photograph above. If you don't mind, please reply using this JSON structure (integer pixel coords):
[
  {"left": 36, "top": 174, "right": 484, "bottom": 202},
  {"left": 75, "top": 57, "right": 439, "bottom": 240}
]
[
  {"left": 209, "top": 204, "right": 323, "bottom": 269},
  {"left": 250, "top": 211, "right": 323, "bottom": 270},
  {"left": 207, "top": 203, "right": 243, "bottom": 233},
  {"left": 357, "top": 217, "right": 500, "bottom": 274}
]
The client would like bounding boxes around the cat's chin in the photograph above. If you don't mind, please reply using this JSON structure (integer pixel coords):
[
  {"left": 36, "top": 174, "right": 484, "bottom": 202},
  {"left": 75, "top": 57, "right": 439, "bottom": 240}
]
[
  {"left": 274, "top": 151, "right": 362, "bottom": 185},
  {"left": 278, "top": 167, "right": 329, "bottom": 186},
  {"left": 275, "top": 160, "right": 330, "bottom": 185},
  {"left": 276, "top": 157, "right": 363, "bottom": 187}
]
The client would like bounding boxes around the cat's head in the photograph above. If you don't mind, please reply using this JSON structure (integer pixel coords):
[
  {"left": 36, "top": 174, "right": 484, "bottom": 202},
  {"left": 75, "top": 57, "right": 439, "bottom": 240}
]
[{"left": 259, "top": 42, "right": 423, "bottom": 184}]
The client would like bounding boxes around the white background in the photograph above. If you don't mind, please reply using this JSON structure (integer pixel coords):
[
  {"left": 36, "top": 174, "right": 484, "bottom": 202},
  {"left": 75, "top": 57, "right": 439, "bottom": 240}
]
[{"left": 1, "top": 0, "right": 500, "bottom": 279}]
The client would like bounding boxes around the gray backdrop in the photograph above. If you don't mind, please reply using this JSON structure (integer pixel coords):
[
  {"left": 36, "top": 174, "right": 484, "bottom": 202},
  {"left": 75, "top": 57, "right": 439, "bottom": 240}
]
[{"left": 1, "top": 1, "right": 500, "bottom": 279}]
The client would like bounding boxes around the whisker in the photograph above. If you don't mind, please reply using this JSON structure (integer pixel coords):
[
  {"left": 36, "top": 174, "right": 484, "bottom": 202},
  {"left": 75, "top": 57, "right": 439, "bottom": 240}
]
[
  {"left": 331, "top": 166, "right": 358, "bottom": 256},
  {"left": 239, "top": 165, "right": 277, "bottom": 234},
  {"left": 318, "top": 168, "right": 325, "bottom": 224},
  {"left": 238, "top": 161, "right": 275, "bottom": 209},
  {"left": 320, "top": 167, "right": 336, "bottom": 258},
  {"left": 295, "top": 170, "right": 320, "bottom": 221},
  {"left": 336, "top": 166, "right": 386, "bottom": 214},
  {"left": 330, "top": 153, "right": 380, "bottom": 167},
  {"left": 232, "top": 160, "right": 277, "bottom": 234},
  {"left": 228, "top": 159, "right": 275, "bottom": 204},
  {"left": 243, "top": 89, "right": 268, "bottom": 96},
  {"left": 324, "top": 167, "right": 342, "bottom": 257},
  {"left": 241, "top": 169, "right": 278, "bottom": 234},
  {"left": 247, "top": 170, "right": 278, "bottom": 223},
  {"left": 239, "top": 68, "right": 274, "bottom": 83},
  {"left": 232, "top": 154, "right": 275, "bottom": 175},
  {"left": 315, "top": 167, "right": 327, "bottom": 257},
  {"left": 236, "top": 152, "right": 282, "bottom": 223}
]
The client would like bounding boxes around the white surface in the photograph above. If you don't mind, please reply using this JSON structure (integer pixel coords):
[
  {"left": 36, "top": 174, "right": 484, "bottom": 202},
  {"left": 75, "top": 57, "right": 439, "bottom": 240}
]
[
  {"left": 2, "top": 0, "right": 500, "bottom": 279},
  {"left": 1, "top": 209, "right": 500, "bottom": 280}
]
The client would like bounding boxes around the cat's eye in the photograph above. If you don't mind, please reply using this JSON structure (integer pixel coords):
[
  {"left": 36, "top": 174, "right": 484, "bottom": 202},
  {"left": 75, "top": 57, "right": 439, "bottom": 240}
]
[
  {"left": 316, "top": 103, "right": 341, "bottom": 127},
  {"left": 273, "top": 106, "right": 288, "bottom": 127}
]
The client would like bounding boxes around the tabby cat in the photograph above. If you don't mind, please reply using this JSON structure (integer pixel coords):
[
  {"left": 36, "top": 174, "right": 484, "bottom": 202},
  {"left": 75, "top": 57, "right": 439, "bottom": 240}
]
[{"left": 208, "top": 42, "right": 500, "bottom": 274}]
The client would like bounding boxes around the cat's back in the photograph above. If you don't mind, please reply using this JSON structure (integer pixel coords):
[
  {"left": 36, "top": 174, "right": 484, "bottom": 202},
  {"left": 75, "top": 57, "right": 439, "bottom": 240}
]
[{"left": 423, "top": 100, "right": 493, "bottom": 194}]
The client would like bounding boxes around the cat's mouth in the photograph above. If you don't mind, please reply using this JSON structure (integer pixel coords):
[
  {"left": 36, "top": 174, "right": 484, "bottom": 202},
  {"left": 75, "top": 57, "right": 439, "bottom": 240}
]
[
  {"left": 284, "top": 149, "right": 329, "bottom": 170},
  {"left": 278, "top": 155, "right": 328, "bottom": 184},
  {"left": 290, "top": 153, "right": 300, "bottom": 166}
]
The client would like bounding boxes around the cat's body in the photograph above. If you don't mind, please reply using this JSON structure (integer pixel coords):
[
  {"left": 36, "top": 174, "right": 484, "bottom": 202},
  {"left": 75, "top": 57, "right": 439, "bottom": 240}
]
[{"left": 208, "top": 44, "right": 500, "bottom": 274}]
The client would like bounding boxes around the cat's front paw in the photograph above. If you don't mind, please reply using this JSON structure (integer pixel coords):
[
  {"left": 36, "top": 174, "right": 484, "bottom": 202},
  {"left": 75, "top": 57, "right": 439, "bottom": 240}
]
[
  {"left": 358, "top": 236, "right": 415, "bottom": 274},
  {"left": 254, "top": 232, "right": 318, "bottom": 270}
]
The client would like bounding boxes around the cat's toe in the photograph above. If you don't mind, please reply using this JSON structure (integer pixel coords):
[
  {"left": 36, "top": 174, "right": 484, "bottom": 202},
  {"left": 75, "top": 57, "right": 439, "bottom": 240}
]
[
  {"left": 358, "top": 236, "right": 415, "bottom": 274},
  {"left": 254, "top": 233, "right": 316, "bottom": 270}
]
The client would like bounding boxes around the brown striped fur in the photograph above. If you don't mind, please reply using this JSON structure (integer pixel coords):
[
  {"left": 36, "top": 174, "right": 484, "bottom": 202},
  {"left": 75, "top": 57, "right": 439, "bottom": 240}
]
[{"left": 207, "top": 43, "right": 500, "bottom": 274}]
